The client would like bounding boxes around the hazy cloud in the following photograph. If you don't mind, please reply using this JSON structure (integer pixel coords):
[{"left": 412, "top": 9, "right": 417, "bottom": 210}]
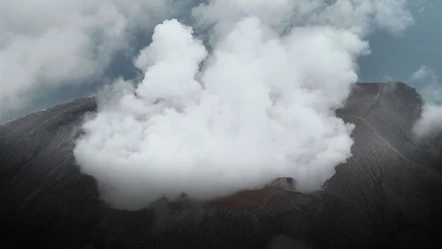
[
  {"left": 0, "top": 0, "right": 189, "bottom": 118},
  {"left": 0, "top": 0, "right": 413, "bottom": 119},
  {"left": 411, "top": 65, "right": 436, "bottom": 82},
  {"left": 413, "top": 105, "right": 442, "bottom": 140},
  {"left": 410, "top": 65, "right": 442, "bottom": 140}
]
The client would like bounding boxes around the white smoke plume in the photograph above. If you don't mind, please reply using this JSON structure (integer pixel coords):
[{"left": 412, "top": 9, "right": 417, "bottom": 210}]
[
  {"left": 413, "top": 105, "right": 442, "bottom": 140},
  {"left": 410, "top": 66, "right": 442, "bottom": 140},
  {"left": 0, "top": 0, "right": 189, "bottom": 119},
  {"left": 192, "top": 0, "right": 413, "bottom": 39},
  {"left": 73, "top": 0, "right": 413, "bottom": 210}
]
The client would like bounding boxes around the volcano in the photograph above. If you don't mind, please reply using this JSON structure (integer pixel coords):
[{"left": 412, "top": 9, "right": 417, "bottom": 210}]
[{"left": 0, "top": 82, "right": 441, "bottom": 249}]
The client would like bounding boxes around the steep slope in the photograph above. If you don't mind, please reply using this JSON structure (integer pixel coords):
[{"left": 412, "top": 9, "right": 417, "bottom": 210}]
[{"left": 0, "top": 82, "right": 441, "bottom": 249}]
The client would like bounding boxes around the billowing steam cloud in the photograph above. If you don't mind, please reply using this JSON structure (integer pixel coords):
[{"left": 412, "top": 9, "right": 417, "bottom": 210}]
[
  {"left": 413, "top": 105, "right": 442, "bottom": 140},
  {"left": 0, "top": 0, "right": 189, "bottom": 119},
  {"left": 74, "top": 0, "right": 412, "bottom": 210},
  {"left": 410, "top": 66, "right": 442, "bottom": 140},
  {"left": 0, "top": 0, "right": 413, "bottom": 120}
]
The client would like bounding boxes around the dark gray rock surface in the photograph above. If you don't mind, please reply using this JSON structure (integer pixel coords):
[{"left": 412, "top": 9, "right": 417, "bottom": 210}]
[{"left": 0, "top": 82, "right": 441, "bottom": 249}]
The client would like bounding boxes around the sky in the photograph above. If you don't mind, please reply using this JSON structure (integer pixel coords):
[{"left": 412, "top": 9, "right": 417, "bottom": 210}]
[
  {"left": 0, "top": 0, "right": 441, "bottom": 210},
  {"left": 359, "top": 0, "right": 441, "bottom": 99}
]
